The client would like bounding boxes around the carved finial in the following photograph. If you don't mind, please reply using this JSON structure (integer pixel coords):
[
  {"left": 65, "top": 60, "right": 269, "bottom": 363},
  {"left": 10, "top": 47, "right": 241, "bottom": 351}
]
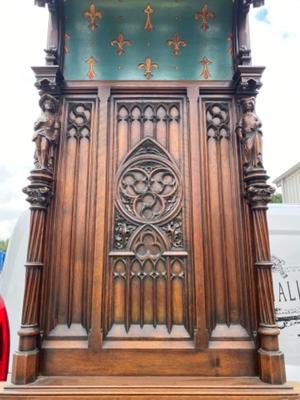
[
  {"left": 138, "top": 57, "right": 159, "bottom": 80},
  {"left": 166, "top": 33, "right": 187, "bottom": 56},
  {"left": 195, "top": 4, "right": 215, "bottom": 32},
  {"left": 33, "top": 94, "right": 60, "bottom": 171},
  {"left": 111, "top": 33, "right": 132, "bottom": 56}
]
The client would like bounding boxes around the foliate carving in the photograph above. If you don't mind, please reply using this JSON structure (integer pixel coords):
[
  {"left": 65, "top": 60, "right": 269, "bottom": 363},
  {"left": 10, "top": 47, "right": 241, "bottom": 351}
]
[
  {"left": 206, "top": 103, "right": 230, "bottom": 140},
  {"left": 23, "top": 186, "right": 52, "bottom": 209},
  {"left": 237, "top": 97, "right": 263, "bottom": 171},
  {"left": 33, "top": 94, "right": 60, "bottom": 170},
  {"left": 114, "top": 210, "right": 137, "bottom": 249},
  {"left": 117, "top": 141, "right": 182, "bottom": 224},
  {"left": 161, "top": 213, "right": 183, "bottom": 248},
  {"left": 246, "top": 184, "right": 275, "bottom": 208},
  {"left": 67, "top": 103, "right": 92, "bottom": 140}
]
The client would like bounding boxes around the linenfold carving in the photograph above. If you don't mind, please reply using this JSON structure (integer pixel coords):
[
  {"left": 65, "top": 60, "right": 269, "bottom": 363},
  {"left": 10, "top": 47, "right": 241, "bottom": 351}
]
[
  {"left": 237, "top": 97, "right": 263, "bottom": 171},
  {"left": 33, "top": 94, "right": 60, "bottom": 170}
]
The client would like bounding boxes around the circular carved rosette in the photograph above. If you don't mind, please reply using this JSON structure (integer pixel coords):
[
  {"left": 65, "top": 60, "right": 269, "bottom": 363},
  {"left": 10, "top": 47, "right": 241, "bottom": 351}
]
[{"left": 116, "top": 152, "right": 182, "bottom": 225}]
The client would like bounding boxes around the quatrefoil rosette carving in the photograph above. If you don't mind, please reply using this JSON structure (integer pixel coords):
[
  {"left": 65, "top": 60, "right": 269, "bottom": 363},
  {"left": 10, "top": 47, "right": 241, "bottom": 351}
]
[{"left": 115, "top": 140, "right": 183, "bottom": 227}]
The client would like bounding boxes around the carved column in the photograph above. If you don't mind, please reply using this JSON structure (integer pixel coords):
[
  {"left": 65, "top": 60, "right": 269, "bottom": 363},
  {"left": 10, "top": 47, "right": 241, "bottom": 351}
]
[
  {"left": 236, "top": 94, "right": 286, "bottom": 384},
  {"left": 12, "top": 94, "right": 60, "bottom": 384}
]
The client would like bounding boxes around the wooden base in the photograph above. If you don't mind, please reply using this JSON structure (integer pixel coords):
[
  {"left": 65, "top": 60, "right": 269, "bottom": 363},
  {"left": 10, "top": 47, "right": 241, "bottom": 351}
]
[{"left": 1, "top": 376, "right": 299, "bottom": 399}]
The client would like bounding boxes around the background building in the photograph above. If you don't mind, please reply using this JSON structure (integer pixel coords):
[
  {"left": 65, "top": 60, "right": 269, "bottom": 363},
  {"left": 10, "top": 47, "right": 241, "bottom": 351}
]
[{"left": 274, "top": 162, "right": 300, "bottom": 204}]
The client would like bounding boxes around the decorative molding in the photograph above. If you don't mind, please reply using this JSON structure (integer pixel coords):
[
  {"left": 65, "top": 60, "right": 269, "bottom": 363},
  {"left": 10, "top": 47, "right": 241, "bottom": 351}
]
[
  {"left": 44, "top": 46, "right": 57, "bottom": 66},
  {"left": 66, "top": 102, "right": 92, "bottom": 140},
  {"left": 206, "top": 103, "right": 230, "bottom": 141},
  {"left": 31, "top": 65, "right": 63, "bottom": 94},
  {"left": 234, "top": 65, "right": 265, "bottom": 95}
]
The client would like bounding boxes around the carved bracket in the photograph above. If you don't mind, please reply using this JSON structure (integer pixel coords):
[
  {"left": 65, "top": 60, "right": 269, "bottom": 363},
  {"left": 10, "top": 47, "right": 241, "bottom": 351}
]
[
  {"left": 32, "top": 65, "right": 63, "bottom": 94},
  {"left": 234, "top": 66, "right": 265, "bottom": 96}
]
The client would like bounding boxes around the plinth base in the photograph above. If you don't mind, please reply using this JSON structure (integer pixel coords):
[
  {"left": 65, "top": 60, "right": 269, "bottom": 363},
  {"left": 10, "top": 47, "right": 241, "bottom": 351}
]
[{"left": 1, "top": 376, "right": 299, "bottom": 400}]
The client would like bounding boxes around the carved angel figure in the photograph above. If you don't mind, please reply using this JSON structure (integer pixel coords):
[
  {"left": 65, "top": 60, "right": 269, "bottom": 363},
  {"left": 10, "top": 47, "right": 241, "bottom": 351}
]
[
  {"left": 33, "top": 94, "right": 60, "bottom": 170},
  {"left": 236, "top": 97, "right": 263, "bottom": 170}
]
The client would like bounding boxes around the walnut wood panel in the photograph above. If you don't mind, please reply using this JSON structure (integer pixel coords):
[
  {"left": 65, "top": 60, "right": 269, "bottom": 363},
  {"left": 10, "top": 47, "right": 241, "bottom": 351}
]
[
  {"left": 42, "top": 97, "right": 98, "bottom": 336},
  {"left": 200, "top": 97, "right": 254, "bottom": 337},
  {"left": 103, "top": 97, "right": 195, "bottom": 341}
]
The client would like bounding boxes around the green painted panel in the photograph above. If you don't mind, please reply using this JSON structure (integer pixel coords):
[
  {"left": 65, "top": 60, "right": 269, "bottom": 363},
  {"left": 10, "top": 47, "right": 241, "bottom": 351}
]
[{"left": 64, "top": 0, "right": 234, "bottom": 81}]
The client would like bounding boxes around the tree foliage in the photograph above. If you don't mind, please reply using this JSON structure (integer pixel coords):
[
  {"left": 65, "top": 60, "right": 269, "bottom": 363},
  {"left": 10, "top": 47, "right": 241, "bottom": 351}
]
[
  {"left": 0, "top": 239, "right": 9, "bottom": 252},
  {"left": 271, "top": 192, "right": 282, "bottom": 204}
]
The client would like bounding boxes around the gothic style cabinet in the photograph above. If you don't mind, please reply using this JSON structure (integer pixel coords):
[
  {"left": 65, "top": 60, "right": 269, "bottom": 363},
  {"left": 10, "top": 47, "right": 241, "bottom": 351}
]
[{"left": 1, "top": 1, "right": 298, "bottom": 399}]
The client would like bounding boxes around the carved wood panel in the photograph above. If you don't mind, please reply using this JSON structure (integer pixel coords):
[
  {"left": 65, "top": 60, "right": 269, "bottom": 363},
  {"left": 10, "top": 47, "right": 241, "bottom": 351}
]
[
  {"left": 42, "top": 98, "right": 97, "bottom": 336},
  {"left": 104, "top": 98, "right": 193, "bottom": 339}
]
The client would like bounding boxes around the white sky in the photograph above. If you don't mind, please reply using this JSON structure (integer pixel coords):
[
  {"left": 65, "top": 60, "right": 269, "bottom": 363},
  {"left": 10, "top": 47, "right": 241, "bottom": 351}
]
[{"left": 0, "top": 0, "right": 299, "bottom": 239}]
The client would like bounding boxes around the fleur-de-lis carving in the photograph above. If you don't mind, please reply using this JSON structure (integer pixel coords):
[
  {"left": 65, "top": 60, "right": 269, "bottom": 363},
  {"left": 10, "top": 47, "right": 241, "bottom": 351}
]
[
  {"left": 195, "top": 4, "right": 215, "bottom": 32},
  {"left": 144, "top": 3, "right": 154, "bottom": 31},
  {"left": 138, "top": 57, "right": 159, "bottom": 80},
  {"left": 111, "top": 33, "right": 132, "bottom": 56},
  {"left": 200, "top": 56, "right": 212, "bottom": 79},
  {"left": 166, "top": 33, "right": 187, "bottom": 56},
  {"left": 86, "top": 56, "right": 97, "bottom": 79},
  {"left": 64, "top": 33, "right": 71, "bottom": 54},
  {"left": 84, "top": 3, "right": 102, "bottom": 31}
]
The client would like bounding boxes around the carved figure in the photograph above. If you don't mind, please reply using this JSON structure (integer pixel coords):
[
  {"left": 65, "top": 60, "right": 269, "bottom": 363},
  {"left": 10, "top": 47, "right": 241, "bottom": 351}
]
[
  {"left": 33, "top": 94, "right": 60, "bottom": 170},
  {"left": 237, "top": 97, "right": 263, "bottom": 170}
]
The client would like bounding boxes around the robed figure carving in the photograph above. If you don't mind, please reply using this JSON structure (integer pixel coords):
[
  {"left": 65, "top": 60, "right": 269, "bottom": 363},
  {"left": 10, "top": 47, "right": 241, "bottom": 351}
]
[
  {"left": 237, "top": 97, "right": 263, "bottom": 171},
  {"left": 33, "top": 94, "right": 60, "bottom": 170}
]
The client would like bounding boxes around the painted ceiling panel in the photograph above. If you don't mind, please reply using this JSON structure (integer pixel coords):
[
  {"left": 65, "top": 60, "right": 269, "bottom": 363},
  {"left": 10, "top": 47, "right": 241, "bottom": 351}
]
[{"left": 64, "top": 0, "right": 234, "bottom": 81}]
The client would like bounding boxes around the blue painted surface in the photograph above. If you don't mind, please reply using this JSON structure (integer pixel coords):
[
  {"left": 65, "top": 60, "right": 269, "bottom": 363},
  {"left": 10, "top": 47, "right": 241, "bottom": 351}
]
[
  {"left": 64, "top": 0, "right": 234, "bottom": 80},
  {"left": 0, "top": 251, "right": 5, "bottom": 272}
]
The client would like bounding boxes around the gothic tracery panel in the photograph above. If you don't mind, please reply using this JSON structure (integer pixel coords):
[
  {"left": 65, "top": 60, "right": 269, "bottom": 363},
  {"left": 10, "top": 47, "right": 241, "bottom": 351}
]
[{"left": 105, "top": 99, "right": 192, "bottom": 339}]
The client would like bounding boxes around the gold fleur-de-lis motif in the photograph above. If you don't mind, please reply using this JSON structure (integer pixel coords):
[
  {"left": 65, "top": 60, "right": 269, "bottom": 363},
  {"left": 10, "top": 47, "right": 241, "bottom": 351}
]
[
  {"left": 200, "top": 56, "right": 212, "bottom": 79},
  {"left": 111, "top": 33, "right": 132, "bottom": 56},
  {"left": 195, "top": 4, "right": 216, "bottom": 32},
  {"left": 84, "top": 3, "right": 102, "bottom": 31},
  {"left": 64, "top": 33, "right": 71, "bottom": 54},
  {"left": 144, "top": 4, "right": 154, "bottom": 31},
  {"left": 86, "top": 56, "right": 97, "bottom": 79},
  {"left": 166, "top": 33, "right": 187, "bottom": 56},
  {"left": 227, "top": 33, "right": 234, "bottom": 55},
  {"left": 138, "top": 57, "right": 159, "bottom": 80}
]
